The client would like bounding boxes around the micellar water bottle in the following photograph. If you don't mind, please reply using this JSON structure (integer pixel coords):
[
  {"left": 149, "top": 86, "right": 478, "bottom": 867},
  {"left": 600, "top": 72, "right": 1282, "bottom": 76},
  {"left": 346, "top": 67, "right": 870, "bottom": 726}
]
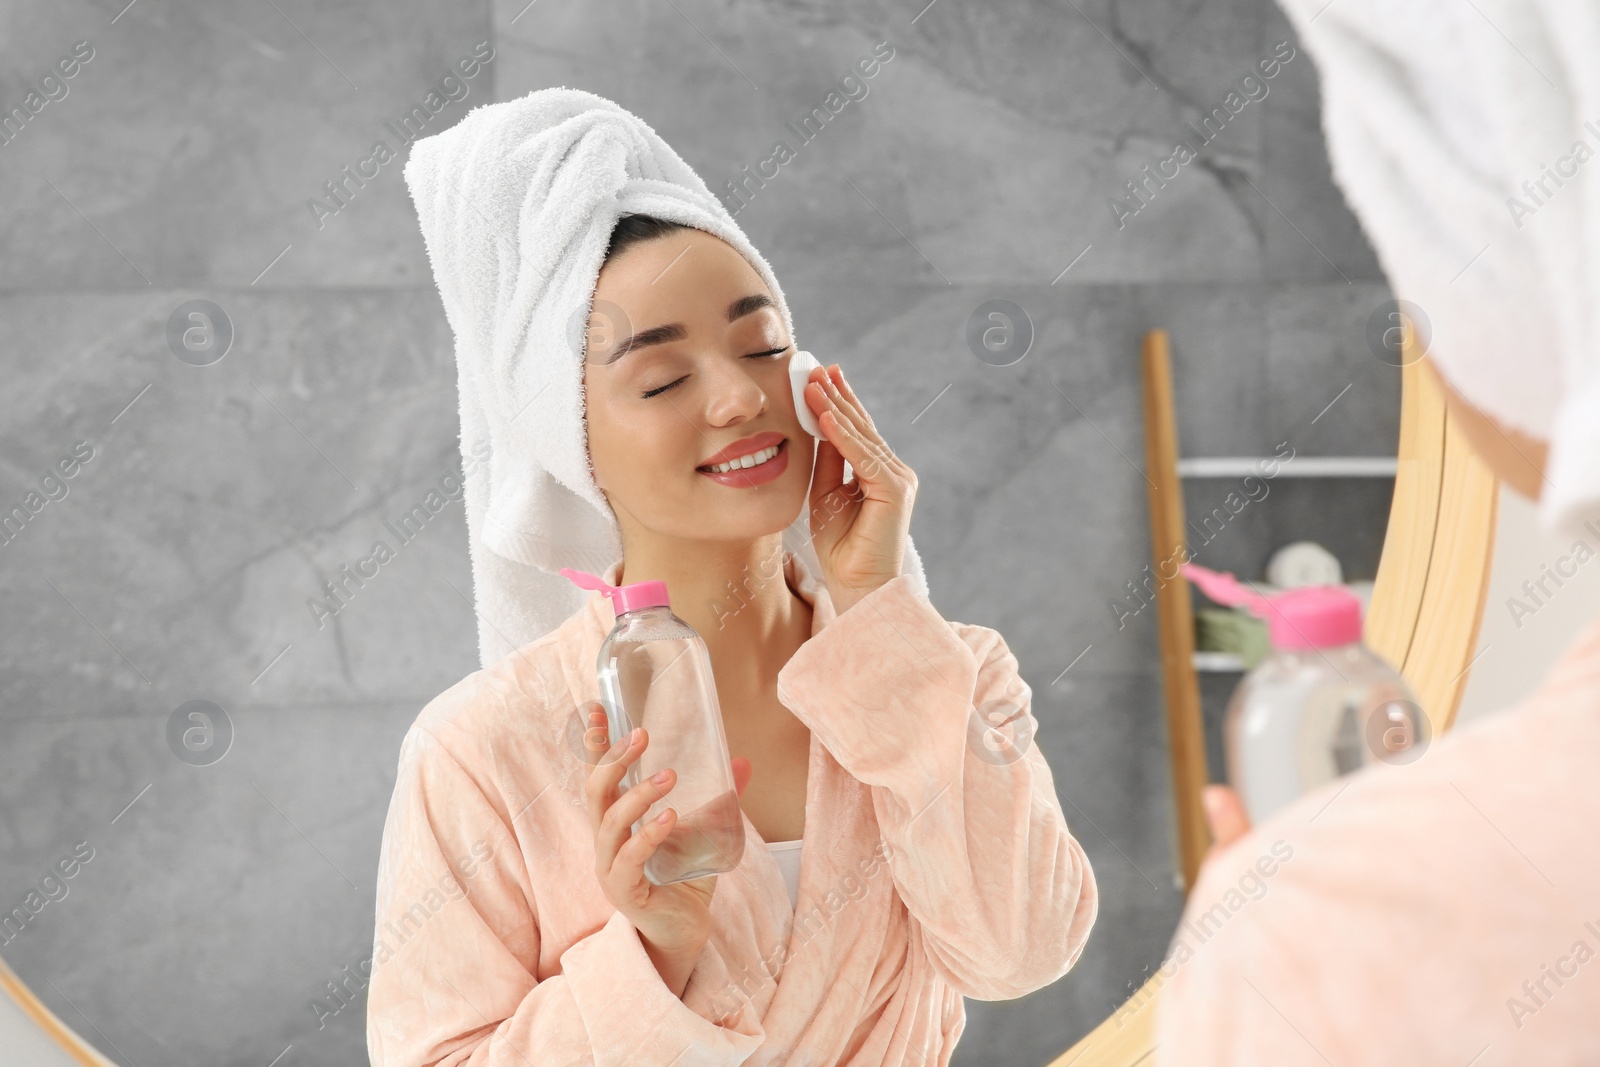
[
  {"left": 1182, "top": 562, "right": 1429, "bottom": 824},
  {"left": 560, "top": 567, "right": 745, "bottom": 885}
]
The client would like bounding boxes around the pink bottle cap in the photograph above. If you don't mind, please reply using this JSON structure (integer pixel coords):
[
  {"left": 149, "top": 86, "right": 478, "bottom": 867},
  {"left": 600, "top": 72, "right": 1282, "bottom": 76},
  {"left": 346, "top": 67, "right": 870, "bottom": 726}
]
[
  {"left": 559, "top": 567, "right": 671, "bottom": 616},
  {"left": 1181, "top": 562, "right": 1362, "bottom": 650}
]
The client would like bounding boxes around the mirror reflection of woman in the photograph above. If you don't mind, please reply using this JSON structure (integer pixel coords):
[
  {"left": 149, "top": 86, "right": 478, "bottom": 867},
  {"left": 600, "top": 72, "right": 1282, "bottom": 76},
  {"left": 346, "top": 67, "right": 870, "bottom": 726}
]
[
  {"left": 366, "top": 90, "right": 1097, "bottom": 1066},
  {"left": 1157, "top": 2, "right": 1600, "bottom": 1064}
]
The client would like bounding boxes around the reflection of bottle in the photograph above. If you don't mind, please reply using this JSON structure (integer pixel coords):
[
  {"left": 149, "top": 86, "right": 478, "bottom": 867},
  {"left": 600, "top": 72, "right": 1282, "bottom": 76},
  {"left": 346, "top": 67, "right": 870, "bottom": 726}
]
[
  {"left": 561, "top": 567, "right": 745, "bottom": 885},
  {"left": 1182, "top": 563, "right": 1426, "bottom": 824}
]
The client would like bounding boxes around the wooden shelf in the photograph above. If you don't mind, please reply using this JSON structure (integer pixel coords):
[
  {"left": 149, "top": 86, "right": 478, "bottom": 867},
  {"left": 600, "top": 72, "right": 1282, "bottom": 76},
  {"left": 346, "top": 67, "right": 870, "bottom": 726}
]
[{"left": 1192, "top": 651, "right": 1246, "bottom": 672}]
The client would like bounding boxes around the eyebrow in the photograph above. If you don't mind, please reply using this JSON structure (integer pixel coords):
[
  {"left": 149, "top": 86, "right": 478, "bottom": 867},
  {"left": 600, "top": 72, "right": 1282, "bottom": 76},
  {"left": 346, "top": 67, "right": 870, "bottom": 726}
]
[{"left": 601, "top": 294, "right": 776, "bottom": 366}]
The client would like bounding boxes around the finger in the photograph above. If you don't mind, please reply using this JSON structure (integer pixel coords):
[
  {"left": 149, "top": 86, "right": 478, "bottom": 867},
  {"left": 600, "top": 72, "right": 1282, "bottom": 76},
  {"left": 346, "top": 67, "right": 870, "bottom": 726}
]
[
  {"left": 821, "top": 367, "right": 889, "bottom": 459},
  {"left": 586, "top": 723, "right": 644, "bottom": 839},
  {"left": 808, "top": 379, "right": 883, "bottom": 480},
  {"left": 803, "top": 365, "right": 833, "bottom": 422},
  {"left": 611, "top": 768, "right": 678, "bottom": 835},
  {"left": 1202, "top": 784, "right": 1252, "bottom": 848},
  {"left": 580, "top": 703, "right": 610, "bottom": 765},
  {"left": 813, "top": 372, "right": 899, "bottom": 484},
  {"left": 808, "top": 433, "right": 852, "bottom": 513},
  {"left": 826, "top": 364, "right": 878, "bottom": 434},
  {"left": 583, "top": 700, "right": 625, "bottom": 760},
  {"left": 806, "top": 375, "right": 859, "bottom": 477},
  {"left": 812, "top": 370, "right": 867, "bottom": 441},
  {"left": 588, "top": 721, "right": 641, "bottom": 787},
  {"left": 800, "top": 367, "right": 848, "bottom": 491},
  {"left": 598, "top": 758, "right": 678, "bottom": 870},
  {"left": 731, "top": 756, "right": 753, "bottom": 798},
  {"left": 613, "top": 805, "right": 677, "bottom": 893}
]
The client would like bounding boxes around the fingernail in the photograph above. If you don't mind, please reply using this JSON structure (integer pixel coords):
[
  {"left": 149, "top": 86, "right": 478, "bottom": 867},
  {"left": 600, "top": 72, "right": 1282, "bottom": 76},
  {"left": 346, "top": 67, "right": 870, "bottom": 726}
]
[
  {"left": 629, "top": 727, "right": 642, "bottom": 745},
  {"left": 651, "top": 769, "right": 671, "bottom": 784},
  {"left": 655, "top": 810, "right": 672, "bottom": 824}
]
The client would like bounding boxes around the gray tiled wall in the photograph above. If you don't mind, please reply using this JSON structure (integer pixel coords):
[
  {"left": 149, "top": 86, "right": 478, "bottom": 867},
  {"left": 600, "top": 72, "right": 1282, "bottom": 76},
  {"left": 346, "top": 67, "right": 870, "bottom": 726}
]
[{"left": 0, "top": 1, "right": 1397, "bottom": 1065}]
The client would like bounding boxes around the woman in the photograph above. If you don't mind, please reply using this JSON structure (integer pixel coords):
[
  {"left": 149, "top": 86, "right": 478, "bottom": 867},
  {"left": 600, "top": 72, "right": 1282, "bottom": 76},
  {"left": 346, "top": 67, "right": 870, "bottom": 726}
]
[
  {"left": 367, "top": 89, "right": 1097, "bottom": 1067},
  {"left": 1156, "top": 2, "right": 1600, "bottom": 1063}
]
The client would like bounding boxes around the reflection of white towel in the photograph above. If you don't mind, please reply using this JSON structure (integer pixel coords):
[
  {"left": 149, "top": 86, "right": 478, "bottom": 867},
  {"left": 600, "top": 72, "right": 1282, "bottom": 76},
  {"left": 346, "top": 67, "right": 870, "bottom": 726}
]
[
  {"left": 1273, "top": 0, "right": 1600, "bottom": 538},
  {"left": 402, "top": 88, "right": 927, "bottom": 667}
]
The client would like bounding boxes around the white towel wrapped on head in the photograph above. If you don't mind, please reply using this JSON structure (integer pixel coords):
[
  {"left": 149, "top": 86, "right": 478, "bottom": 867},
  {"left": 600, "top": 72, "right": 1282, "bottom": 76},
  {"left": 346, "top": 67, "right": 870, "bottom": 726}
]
[
  {"left": 402, "top": 87, "right": 927, "bottom": 667},
  {"left": 1273, "top": 0, "right": 1600, "bottom": 538}
]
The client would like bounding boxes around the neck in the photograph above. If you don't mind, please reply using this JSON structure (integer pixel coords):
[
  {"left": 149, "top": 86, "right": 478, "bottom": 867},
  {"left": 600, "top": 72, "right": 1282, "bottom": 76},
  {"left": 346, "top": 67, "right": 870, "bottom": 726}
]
[{"left": 616, "top": 531, "right": 811, "bottom": 695}]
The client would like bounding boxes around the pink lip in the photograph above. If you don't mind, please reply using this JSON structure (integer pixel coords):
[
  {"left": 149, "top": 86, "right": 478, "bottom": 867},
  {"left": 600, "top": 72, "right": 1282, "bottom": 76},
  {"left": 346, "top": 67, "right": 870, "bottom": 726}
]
[
  {"left": 696, "top": 438, "right": 789, "bottom": 488},
  {"left": 697, "top": 430, "right": 787, "bottom": 469}
]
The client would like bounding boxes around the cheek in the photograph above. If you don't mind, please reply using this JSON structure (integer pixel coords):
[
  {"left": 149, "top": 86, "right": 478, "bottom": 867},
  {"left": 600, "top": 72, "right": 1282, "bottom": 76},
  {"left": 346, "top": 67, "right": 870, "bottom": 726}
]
[
  {"left": 589, "top": 399, "right": 696, "bottom": 494},
  {"left": 584, "top": 388, "right": 625, "bottom": 491}
]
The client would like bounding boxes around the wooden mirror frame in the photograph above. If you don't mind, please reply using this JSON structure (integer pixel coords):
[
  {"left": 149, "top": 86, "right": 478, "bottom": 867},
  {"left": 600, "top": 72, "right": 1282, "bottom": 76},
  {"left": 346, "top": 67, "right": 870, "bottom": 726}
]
[
  {"left": 1, "top": 335, "right": 1499, "bottom": 1067},
  {"left": 1049, "top": 332, "right": 1500, "bottom": 1066}
]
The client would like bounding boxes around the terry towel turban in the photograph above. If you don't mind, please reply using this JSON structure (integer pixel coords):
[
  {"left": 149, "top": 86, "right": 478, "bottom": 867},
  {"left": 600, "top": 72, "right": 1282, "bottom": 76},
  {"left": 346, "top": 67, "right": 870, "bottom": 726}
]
[
  {"left": 402, "top": 87, "right": 929, "bottom": 668},
  {"left": 1274, "top": 0, "right": 1600, "bottom": 540}
]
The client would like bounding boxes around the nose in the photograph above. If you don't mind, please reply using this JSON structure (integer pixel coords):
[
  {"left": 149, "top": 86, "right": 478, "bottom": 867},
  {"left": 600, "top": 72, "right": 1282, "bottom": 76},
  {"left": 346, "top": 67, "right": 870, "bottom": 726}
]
[{"left": 701, "top": 357, "right": 769, "bottom": 426}]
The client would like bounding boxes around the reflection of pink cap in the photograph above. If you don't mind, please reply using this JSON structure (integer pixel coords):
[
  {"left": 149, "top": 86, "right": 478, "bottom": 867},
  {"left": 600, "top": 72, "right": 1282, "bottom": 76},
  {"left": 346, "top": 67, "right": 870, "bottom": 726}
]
[
  {"left": 1181, "top": 562, "right": 1362, "bottom": 650},
  {"left": 559, "top": 567, "right": 670, "bottom": 616}
]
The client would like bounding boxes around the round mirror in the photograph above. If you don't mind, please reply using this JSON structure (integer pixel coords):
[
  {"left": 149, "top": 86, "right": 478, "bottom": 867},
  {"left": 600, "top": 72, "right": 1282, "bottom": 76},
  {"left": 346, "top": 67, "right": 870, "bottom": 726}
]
[{"left": 0, "top": 9, "right": 1499, "bottom": 1067}]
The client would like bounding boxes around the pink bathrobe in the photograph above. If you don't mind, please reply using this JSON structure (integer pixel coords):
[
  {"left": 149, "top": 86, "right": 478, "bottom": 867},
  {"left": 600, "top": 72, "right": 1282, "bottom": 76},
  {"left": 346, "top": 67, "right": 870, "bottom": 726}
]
[
  {"left": 1155, "top": 610, "right": 1600, "bottom": 1065},
  {"left": 366, "top": 553, "right": 1098, "bottom": 1066}
]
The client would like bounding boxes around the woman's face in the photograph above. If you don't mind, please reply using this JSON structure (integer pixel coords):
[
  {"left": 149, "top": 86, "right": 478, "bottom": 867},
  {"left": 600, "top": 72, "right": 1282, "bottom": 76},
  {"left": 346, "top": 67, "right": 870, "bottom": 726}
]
[{"left": 582, "top": 227, "right": 816, "bottom": 549}]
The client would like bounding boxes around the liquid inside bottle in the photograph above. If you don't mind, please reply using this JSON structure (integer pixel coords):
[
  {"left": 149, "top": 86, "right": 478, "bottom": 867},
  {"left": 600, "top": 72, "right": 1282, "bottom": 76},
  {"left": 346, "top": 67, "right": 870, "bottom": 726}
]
[
  {"left": 596, "top": 606, "right": 744, "bottom": 885},
  {"left": 1225, "top": 640, "right": 1425, "bottom": 823},
  {"left": 1183, "top": 561, "right": 1427, "bottom": 825}
]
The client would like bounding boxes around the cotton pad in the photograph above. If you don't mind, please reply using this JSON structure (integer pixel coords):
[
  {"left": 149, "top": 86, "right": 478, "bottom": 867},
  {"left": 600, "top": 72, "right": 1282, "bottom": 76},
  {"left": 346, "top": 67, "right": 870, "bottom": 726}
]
[{"left": 789, "top": 349, "right": 824, "bottom": 438}]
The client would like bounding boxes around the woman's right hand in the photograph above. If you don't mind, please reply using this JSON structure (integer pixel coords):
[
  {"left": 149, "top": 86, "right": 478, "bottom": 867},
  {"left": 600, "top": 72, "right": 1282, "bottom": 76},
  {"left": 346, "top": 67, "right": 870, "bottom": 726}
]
[{"left": 581, "top": 702, "right": 752, "bottom": 998}]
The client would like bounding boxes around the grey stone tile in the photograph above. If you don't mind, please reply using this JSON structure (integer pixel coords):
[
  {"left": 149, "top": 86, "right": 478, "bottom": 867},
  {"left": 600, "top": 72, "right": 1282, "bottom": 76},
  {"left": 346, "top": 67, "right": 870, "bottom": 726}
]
[
  {"left": 1135, "top": 283, "right": 1275, "bottom": 456},
  {"left": 0, "top": 5, "right": 495, "bottom": 290},
  {"left": 1181, "top": 475, "right": 1395, "bottom": 586},
  {"left": 1259, "top": 0, "right": 1388, "bottom": 282},
  {"left": 0, "top": 289, "right": 480, "bottom": 723},
  {"left": 1265, "top": 280, "right": 1402, "bottom": 455},
  {"left": 787, "top": 280, "right": 1159, "bottom": 673},
  {"left": 0, "top": 703, "right": 412, "bottom": 1067},
  {"left": 496, "top": 0, "right": 1271, "bottom": 284}
]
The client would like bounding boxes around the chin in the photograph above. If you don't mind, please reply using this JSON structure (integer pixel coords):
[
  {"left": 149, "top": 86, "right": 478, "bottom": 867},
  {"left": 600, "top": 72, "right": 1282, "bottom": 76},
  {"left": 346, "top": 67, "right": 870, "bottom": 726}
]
[
  {"left": 684, "top": 485, "right": 808, "bottom": 539},
  {"left": 719, "top": 494, "right": 809, "bottom": 537}
]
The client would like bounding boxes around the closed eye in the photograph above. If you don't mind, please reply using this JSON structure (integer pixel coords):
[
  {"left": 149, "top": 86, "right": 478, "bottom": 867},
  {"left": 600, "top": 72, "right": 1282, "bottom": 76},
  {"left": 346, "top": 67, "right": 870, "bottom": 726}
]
[{"left": 641, "top": 346, "right": 791, "bottom": 399}]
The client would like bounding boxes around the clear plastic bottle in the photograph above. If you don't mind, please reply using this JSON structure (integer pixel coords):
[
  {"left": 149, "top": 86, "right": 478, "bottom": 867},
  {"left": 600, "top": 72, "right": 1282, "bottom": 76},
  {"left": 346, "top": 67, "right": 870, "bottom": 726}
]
[
  {"left": 561, "top": 567, "right": 745, "bottom": 885},
  {"left": 1183, "top": 562, "right": 1428, "bottom": 824}
]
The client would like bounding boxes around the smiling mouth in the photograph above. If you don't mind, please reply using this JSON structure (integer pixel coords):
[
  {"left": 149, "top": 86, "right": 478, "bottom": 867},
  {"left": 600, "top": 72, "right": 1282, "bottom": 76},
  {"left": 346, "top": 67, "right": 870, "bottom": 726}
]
[{"left": 697, "top": 439, "right": 786, "bottom": 474}]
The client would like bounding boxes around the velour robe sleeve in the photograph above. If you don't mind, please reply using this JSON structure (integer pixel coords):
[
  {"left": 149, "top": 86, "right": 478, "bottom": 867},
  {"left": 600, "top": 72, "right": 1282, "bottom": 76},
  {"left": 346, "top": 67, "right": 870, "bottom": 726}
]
[
  {"left": 366, "top": 690, "right": 767, "bottom": 1067},
  {"left": 775, "top": 574, "right": 1099, "bottom": 1001}
]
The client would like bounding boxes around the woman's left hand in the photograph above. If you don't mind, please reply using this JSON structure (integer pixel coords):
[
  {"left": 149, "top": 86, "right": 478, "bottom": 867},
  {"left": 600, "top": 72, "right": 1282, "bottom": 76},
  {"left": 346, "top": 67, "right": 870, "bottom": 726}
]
[{"left": 803, "top": 362, "right": 917, "bottom": 616}]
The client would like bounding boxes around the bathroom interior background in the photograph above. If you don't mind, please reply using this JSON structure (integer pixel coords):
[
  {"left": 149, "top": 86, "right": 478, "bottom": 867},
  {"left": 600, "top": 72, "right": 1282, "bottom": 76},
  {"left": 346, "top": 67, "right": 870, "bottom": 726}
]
[{"left": 0, "top": 1, "right": 1400, "bottom": 1064}]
